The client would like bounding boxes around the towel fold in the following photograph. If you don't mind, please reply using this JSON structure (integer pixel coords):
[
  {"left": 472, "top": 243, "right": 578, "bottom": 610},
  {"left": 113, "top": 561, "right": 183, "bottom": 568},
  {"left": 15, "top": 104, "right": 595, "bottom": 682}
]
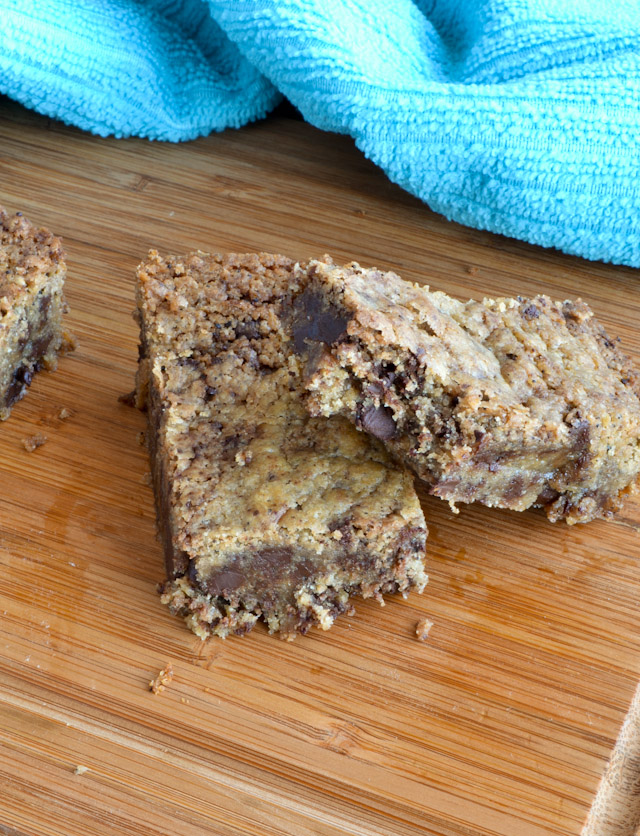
[{"left": 2, "top": 0, "right": 639, "bottom": 267}]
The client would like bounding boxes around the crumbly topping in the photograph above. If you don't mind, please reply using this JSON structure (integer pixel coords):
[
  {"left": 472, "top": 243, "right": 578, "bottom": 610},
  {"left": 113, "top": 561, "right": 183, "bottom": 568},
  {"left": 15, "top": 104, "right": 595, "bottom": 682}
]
[{"left": 0, "top": 207, "right": 64, "bottom": 305}]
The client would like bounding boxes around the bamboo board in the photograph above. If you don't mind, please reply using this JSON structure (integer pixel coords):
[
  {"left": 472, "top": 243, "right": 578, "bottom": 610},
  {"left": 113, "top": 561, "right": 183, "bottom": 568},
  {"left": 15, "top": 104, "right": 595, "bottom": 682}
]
[{"left": 0, "top": 96, "right": 639, "bottom": 836}]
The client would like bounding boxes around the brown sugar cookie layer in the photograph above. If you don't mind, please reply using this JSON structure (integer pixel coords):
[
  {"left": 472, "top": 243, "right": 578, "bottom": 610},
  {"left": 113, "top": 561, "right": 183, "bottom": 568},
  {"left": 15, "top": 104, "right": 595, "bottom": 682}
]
[
  {"left": 294, "top": 259, "right": 640, "bottom": 524},
  {"left": 135, "top": 251, "right": 427, "bottom": 640},
  {"left": 0, "top": 207, "right": 73, "bottom": 420}
]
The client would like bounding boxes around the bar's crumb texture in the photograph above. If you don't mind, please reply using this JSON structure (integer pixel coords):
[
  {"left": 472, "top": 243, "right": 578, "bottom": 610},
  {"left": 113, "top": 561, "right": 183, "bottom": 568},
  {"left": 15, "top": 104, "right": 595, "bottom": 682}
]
[
  {"left": 295, "top": 259, "right": 640, "bottom": 524},
  {"left": 21, "top": 432, "right": 47, "bottom": 452},
  {"left": 149, "top": 663, "right": 174, "bottom": 695},
  {"left": 415, "top": 617, "right": 433, "bottom": 641},
  {"left": 0, "top": 207, "right": 73, "bottom": 420},
  {"left": 135, "top": 251, "right": 427, "bottom": 640}
]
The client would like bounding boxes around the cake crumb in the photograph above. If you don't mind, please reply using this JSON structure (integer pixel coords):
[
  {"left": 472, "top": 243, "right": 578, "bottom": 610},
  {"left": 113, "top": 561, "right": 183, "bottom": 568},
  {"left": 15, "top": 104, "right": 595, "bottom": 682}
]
[
  {"left": 141, "top": 472, "right": 152, "bottom": 486},
  {"left": 137, "top": 431, "right": 146, "bottom": 447},
  {"left": 415, "top": 617, "right": 434, "bottom": 641},
  {"left": 466, "top": 265, "right": 478, "bottom": 275},
  {"left": 149, "top": 663, "right": 173, "bottom": 695},
  {"left": 38, "top": 406, "right": 73, "bottom": 427},
  {"left": 22, "top": 432, "right": 47, "bottom": 452},
  {"left": 74, "top": 765, "right": 89, "bottom": 775},
  {"left": 61, "top": 331, "right": 78, "bottom": 353},
  {"left": 234, "top": 449, "right": 252, "bottom": 467}
]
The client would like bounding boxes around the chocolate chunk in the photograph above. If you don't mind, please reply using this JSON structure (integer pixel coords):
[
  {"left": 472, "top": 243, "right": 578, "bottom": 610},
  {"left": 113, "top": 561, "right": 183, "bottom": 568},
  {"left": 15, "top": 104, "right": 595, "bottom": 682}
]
[
  {"left": 235, "top": 320, "right": 261, "bottom": 340},
  {"left": 328, "top": 515, "right": 354, "bottom": 549},
  {"left": 360, "top": 404, "right": 397, "bottom": 440},
  {"left": 522, "top": 304, "right": 540, "bottom": 320},
  {"left": 31, "top": 332, "right": 53, "bottom": 359},
  {"left": 536, "top": 486, "right": 560, "bottom": 505},
  {"left": 177, "top": 356, "right": 199, "bottom": 368},
  {"left": 39, "top": 292, "right": 51, "bottom": 316},
  {"left": 367, "top": 381, "right": 385, "bottom": 400},
  {"left": 566, "top": 419, "right": 591, "bottom": 477},
  {"left": 4, "top": 365, "right": 30, "bottom": 407},
  {"left": 199, "top": 547, "right": 313, "bottom": 598},
  {"left": 204, "top": 570, "right": 246, "bottom": 596},
  {"left": 254, "top": 547, "right": 315, "bottom": 585},
  {"left": 292, "top": 289, "right": 350, "bottom": 352},
  {"left": 503, "top": 475, "right": 525, "bottom": 504}
]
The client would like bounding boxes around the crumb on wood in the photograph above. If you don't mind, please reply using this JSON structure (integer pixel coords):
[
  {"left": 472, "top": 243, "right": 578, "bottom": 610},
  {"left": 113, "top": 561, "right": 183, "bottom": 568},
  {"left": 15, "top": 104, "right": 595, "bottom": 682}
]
[
  {"left": 38, "top": 406, "right": 74, "bottom": 427},
  {"left": 180, "top": 697, "right": 190, "bottom": 705},
  {"left": 22, "top": 432, "right": 47, "bottom": 453},
  {"left": 415, "top": 617, "right": 434, "bottom": 641},
  {"left": 61, "top": 331, "right": 78, "bottom": 353},
  {"left": 234, "top": 449, "right": 252, "bottom": 466},
  {"left": 137, "top": 430, "right": 146, "bottom": 447},
  {"left": 354, "top": 208, "right": 367, "bottom": 217},
  {"left": 466, "top": 265, "right": 478, "bottom": 275},
  {"left": 142, "top": 471, "right": 152, "bottom": 486},
  {"left": 149, "top": 663, "right": 173, "bottom": 695},
  {"left": 74, "top": 765, "right": 89, "bottom": 775}
]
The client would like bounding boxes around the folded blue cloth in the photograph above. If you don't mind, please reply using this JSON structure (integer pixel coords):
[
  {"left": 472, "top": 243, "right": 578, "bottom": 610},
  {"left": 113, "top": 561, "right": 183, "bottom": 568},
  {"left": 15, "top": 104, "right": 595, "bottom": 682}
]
[{"left": 2, "top": 0, "right": 639, "bottom": 267}]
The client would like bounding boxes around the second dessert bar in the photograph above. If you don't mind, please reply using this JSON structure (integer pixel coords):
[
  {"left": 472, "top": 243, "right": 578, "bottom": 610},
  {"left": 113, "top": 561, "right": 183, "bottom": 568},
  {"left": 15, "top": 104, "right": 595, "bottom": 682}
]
[{"left": 294, "top": 259, "right": 640, "bottom": 524}]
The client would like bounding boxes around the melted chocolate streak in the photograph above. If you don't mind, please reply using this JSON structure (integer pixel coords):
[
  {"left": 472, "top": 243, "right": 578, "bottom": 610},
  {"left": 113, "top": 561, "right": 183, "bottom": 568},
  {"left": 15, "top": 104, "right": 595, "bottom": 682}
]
[
  {"left": 4, "top": 334, "right": 53, "bottom": 408},
  {"left": 291, "top": 288, "right": 350, "bottom": 353},
  {"left": 3, "top": 293, "right": 54, "bottom": 409}
]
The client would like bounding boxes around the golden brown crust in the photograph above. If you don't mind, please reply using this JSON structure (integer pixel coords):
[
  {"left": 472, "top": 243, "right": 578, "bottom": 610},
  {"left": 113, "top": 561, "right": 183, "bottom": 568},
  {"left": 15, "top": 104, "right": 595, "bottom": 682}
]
[{"left": 0, "top": 207, "right": 64, "bottom": 301}]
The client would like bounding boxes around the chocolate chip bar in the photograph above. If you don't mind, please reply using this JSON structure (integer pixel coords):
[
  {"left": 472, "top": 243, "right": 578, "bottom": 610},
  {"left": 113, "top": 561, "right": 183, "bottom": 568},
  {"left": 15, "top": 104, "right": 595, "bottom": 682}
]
[
  {"left": 135, "top": 251, "right": 427, "bottom": 640},
  {"left": 294, "top": 259, "right": 640, "bottom": 524},
  {"left": 0, "top": 208, "right": 73, "bottom": 420}
]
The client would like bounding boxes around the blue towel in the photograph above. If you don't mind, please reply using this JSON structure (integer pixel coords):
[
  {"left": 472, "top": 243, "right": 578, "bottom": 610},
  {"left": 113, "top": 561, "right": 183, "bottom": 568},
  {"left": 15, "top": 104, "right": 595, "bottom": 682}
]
[{"left": 2, "top": 1, "right": 640, "bottom": 267}]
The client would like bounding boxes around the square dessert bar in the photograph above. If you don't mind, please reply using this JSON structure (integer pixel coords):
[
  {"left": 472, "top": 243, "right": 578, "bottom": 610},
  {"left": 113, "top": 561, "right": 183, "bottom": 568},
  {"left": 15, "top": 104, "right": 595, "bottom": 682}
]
[
  {"left": 294, "top": 259, "right": 640, "bottom": 524},
  {"left": 135, "top": 251, "right": 427, "bottom": 640},
  {"left": 0, "top": 207, "right": 72, "bottom": 420}
]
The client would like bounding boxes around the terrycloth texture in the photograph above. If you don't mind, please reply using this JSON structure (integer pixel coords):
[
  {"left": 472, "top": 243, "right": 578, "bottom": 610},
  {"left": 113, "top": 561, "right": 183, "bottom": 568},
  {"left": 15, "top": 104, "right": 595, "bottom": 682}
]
[{"left": 2, "top": 1, "right": 640, "bottom": 267}]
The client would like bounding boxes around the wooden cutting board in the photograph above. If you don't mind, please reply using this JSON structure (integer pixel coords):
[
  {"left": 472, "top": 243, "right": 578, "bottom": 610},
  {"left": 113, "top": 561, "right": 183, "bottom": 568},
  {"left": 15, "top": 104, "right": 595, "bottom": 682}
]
[{"left": 1, "top": 96, "right": 639, "bottom": 836}]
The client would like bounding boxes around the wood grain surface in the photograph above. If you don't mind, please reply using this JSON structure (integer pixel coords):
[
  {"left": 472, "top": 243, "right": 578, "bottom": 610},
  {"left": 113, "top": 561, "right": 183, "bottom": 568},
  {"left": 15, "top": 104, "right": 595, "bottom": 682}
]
[{"left": 0, "top": 96, "right": 639, "bottom": 836}]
